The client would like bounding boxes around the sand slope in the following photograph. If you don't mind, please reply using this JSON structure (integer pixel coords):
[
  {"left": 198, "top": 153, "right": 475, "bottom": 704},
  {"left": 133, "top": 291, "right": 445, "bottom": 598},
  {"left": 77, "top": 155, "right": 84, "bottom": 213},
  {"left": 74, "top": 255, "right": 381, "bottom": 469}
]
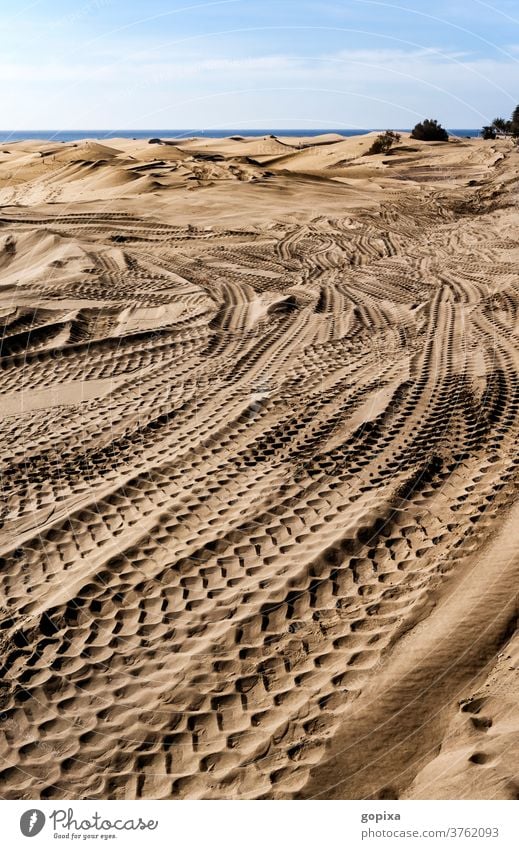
[{"left": 0, "top": 134, "right": 518, "bottom": 800}]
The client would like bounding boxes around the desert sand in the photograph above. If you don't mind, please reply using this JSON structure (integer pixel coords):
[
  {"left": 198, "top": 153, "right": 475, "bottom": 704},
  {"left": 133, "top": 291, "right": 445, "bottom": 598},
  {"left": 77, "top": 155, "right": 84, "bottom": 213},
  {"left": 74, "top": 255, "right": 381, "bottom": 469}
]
[{"left": 0, "top": 131, "right": 517, "bottom": 800}]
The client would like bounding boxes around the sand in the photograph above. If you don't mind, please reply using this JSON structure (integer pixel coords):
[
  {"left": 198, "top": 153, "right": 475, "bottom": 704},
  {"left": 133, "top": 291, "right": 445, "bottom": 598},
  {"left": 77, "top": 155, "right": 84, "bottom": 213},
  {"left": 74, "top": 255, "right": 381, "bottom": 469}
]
[{"left": 0, "top": 132, "right": 517, "bottom": 800}]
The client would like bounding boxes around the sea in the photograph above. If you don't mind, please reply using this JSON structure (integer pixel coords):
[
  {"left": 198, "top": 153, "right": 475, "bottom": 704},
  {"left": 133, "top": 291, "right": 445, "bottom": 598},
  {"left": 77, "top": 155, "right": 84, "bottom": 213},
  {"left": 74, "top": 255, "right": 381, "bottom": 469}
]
[{"left": 0, "top": 128, "right": 481, "bottom": 143}]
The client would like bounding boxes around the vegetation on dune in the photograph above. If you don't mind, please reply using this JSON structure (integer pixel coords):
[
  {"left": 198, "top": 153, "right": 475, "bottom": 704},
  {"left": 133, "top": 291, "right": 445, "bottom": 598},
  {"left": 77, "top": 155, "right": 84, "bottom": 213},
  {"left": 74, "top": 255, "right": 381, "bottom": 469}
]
[
  {"left": 492, "top": 117, "right": 512, "bottom": 134},
  {"left": 410, "top": 119, "right": 449, "bottom": 142},
  {"left": 365, "top": 129, "right": 401, "bottom": 155},
  {"left": 481, "top": 125, "right": 498, "bottom": 140},
  {"left": 481, "top": 106, "right": 519, "bottom": 139}
]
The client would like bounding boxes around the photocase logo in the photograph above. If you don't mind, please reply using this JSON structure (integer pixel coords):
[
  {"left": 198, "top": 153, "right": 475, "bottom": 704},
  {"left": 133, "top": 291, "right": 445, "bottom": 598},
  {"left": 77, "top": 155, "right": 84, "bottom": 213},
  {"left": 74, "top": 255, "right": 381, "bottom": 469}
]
[{"left": 20, "top": 809, "right": 46, "bottom": 837}]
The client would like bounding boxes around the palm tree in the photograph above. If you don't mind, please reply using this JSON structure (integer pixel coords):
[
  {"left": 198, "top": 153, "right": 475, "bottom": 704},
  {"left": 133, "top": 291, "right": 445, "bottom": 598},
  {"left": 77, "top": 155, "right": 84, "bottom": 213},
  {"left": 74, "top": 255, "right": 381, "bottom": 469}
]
[
  {"left": 511, "top": 105, "right": 519, "bottom": 136},
  {"left": 491, "top": 117, "right": 512, "bottom": 136}
]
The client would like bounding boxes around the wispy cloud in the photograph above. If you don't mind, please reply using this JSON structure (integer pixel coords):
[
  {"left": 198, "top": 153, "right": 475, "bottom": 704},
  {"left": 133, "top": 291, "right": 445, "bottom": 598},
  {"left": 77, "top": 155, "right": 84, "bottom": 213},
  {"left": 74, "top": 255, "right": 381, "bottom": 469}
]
[{"left": 2, "top": 1, "right": 518, "bottom": 128}]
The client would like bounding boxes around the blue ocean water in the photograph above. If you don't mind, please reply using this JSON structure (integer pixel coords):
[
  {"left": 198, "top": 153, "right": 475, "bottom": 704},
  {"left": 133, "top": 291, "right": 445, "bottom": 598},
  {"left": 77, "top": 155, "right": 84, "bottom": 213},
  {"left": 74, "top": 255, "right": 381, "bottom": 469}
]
[{"left": 0, "top": 128, "right": 481, "bottom": 143}]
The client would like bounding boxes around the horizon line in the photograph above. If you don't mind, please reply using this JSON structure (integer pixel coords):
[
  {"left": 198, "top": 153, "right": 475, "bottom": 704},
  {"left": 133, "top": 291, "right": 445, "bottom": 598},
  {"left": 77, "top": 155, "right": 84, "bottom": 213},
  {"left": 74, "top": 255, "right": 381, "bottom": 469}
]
[{"left": 0, "top": 127, "right": 481, "bottom": 132}]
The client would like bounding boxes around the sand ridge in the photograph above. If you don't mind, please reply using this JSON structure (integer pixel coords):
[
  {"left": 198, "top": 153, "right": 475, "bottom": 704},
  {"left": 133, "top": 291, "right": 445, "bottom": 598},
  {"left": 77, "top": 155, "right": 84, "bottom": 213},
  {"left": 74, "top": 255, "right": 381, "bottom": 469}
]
[{"left": 0, "top": 133, "right": 518, "bottom": 800}]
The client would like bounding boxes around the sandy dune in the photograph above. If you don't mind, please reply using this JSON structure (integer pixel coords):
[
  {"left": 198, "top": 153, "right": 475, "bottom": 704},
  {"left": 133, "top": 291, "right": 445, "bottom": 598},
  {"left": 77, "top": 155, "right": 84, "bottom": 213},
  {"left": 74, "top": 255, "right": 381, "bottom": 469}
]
[{"left": 0, "top": 133, "right": 518, "bottom": 800}]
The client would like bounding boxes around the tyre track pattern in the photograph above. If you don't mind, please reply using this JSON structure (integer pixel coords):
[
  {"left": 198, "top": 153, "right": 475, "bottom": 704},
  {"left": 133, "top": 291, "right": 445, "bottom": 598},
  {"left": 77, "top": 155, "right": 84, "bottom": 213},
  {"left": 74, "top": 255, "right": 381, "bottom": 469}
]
[{"left": 1, "top": 158, "right": 519, "bottom": 799}]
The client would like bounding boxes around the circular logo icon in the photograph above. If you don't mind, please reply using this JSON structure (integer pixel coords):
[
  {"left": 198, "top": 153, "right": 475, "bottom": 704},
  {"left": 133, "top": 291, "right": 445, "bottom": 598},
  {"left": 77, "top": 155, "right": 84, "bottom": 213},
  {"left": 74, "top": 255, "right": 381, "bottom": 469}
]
[{"left": 20, "top": 809, "right": 46, "bottom": 837}]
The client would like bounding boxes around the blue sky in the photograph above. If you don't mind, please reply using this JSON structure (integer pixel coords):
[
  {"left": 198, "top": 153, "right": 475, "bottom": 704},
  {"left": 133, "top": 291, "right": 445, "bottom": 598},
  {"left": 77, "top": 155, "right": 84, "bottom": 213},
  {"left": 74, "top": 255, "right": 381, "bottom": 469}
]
[{"left": 2, "top": 0, "right": 519, "bottom": 128}]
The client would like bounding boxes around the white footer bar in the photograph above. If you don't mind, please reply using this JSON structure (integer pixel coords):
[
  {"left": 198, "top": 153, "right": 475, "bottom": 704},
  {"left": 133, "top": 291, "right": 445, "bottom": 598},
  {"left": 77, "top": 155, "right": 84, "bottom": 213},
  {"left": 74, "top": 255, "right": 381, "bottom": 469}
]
[{"left": 3, "top": 800, "right": 516, "bottom": 849}]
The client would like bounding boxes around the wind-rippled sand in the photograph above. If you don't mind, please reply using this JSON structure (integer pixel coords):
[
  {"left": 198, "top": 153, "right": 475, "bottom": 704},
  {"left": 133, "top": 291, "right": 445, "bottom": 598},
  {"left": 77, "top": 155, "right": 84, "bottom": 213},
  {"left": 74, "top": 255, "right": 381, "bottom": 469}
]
[{"left": 0, "top": 132, "right": 518, "bottom": 800}]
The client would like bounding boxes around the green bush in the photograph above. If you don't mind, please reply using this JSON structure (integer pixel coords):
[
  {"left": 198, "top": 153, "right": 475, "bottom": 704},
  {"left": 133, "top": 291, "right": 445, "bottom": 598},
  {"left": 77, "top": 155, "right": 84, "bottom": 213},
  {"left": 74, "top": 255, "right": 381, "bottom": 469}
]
[
  {"left": 410, "top": 119, "right": 449, "bottom": 141},
  {"left": 481, "top": 125, "right": 497, "bottom": 140},
  {"left": 366, "top": 130, "right": 401, "bottom": 155}
]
